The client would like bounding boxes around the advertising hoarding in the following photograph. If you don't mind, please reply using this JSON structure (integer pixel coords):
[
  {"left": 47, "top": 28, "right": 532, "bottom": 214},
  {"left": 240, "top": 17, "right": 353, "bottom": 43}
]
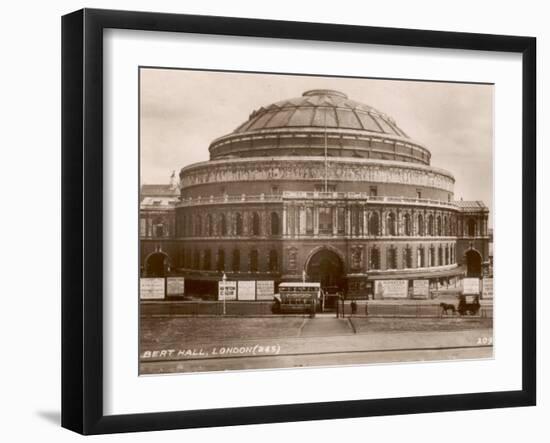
[
  {"left": 140, "top": 278, "right": 165, "bottom": 300},
  {"left": 463, "top": 277, "right": 480, "bottom": 294},
  {"left": 375, "top": 280, "right": 408, "bottom": 299},
  {"left": 166, "top": 277, "right": 185, "bottom": 297},
  {"left": 412, "top": 280, "right": 429, "bottom": 298},
  {"left": 482, "top": 277, "right": 493, "bottom": 299},
  {"left": 238, "top": 281, "right": 256, "bottom": 300},
  {"left": 256, "top": 280, "right": 275, "bottom": 300},
  {"left": 218, "top": 281, "right": 237, "bottom": 301}
]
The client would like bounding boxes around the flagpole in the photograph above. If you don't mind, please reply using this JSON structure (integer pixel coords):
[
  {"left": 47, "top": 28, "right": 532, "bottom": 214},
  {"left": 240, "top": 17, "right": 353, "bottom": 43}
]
[{"left": 324, "top": 108, "right": 328, "bottom": 193}]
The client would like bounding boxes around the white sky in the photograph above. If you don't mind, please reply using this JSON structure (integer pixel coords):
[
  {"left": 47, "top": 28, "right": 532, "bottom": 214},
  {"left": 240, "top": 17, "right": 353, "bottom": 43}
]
[{"left": 140, "top": 68, "right": 493, "bottom": 225}]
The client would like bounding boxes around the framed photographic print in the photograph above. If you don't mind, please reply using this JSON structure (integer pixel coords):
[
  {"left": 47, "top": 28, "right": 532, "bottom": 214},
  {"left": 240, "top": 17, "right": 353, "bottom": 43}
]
[{"left": 61, "top": 8, "right": 536, "bottom": 435}]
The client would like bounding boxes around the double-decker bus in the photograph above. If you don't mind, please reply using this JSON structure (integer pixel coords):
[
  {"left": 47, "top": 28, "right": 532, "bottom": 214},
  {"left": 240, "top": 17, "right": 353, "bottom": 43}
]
[{"left": 273, "top": 282, "right": 321, "bottom": 314}]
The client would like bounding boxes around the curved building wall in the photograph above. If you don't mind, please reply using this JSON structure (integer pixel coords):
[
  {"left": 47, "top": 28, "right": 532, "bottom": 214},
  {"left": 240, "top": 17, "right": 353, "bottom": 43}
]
[
  {"left": 140, "top": 89, "right": 490, "bottom": 298},
  {"left": 179, "top": 157, "right": 455, "bottom": 200}
]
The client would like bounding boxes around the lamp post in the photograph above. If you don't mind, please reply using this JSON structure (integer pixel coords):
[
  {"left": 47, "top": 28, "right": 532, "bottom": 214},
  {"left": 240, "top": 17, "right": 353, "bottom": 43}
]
[{"left": 222, "top": 272, "right": 227, "bottom": 316}]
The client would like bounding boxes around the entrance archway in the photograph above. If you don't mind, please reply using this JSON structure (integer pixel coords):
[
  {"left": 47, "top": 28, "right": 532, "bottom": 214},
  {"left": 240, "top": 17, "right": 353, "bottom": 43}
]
[
  {"left": 306, "top": 248, "right": 345, "bottom": 290},
  {"left": 465, "top": 249, "right": 482, "bottom": 277},
  {"left": 146, "top": 251, "right": 169, "bottom": 277}
]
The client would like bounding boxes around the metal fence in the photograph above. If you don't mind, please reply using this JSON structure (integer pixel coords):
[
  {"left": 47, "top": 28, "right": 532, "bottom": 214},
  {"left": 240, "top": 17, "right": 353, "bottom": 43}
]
[
  {"left": 141, "top": 301, "right": 276, "bottom": 317},
  {"left": 141, "top": 300, "right": 493, "bottom": 318},
  {"left": 342, "top": 301, "right": 493, "bottom": 318}
]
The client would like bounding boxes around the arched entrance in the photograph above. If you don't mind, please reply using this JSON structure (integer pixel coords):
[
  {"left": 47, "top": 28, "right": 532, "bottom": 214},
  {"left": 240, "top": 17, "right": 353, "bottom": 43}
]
[
  {"left": 306, "top": 248, "right": 345, "bottom": 290},
  {"left": 465, "top": 249, "right": 482, "bottom": 277},
  {"left": 145, "top": 251, "right": 169, "bottom": 277}
]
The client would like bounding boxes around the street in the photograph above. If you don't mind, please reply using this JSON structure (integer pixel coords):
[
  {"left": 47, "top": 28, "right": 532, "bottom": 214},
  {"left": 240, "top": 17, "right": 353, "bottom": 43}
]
[{"left": 140, "top": 316, "right": 493, "bottom": 374}]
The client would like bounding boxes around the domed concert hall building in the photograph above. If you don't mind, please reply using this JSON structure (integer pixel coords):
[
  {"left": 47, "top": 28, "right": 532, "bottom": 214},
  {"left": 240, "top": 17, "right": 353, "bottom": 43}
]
[{"left": 140, "top": 89, "right": 490, "bottom": 299}]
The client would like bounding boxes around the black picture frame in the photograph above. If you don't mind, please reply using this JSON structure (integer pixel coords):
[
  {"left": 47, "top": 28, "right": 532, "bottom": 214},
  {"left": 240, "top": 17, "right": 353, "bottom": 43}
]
[{"left": 61, "top": 8, "right": 536, "bottom": 435}]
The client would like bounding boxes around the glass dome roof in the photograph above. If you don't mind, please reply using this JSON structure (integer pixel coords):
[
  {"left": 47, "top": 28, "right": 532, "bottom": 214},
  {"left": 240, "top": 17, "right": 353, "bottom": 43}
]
[{"left": 232, "top": 89, "right": 409, "bottom": 138}]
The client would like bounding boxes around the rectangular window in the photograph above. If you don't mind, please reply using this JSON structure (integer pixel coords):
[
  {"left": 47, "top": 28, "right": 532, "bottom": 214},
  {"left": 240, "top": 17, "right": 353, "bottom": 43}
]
[
  {"left": 306, "top": 207, "right": 314, "bottom": 234},
  {"left": 140, "top": 218, "right": 147, "bottom": 237},
  {"left": 416, "top": 190, "right": 422, "bottom": 199},
  {"left": 337, "top": 207, "right": 345, "bottom": 234},
  {"left": 369, "top": 186, "right": 378, "bottom": 197},
  {"left": 404, "top": 248, "right": 412, "bottom": 268},
  {"left": 318, "top": 207, "right": 332, "bottom": 234},
  {"left": 387, "top": 248, "right": 397, "bottom": 269}
]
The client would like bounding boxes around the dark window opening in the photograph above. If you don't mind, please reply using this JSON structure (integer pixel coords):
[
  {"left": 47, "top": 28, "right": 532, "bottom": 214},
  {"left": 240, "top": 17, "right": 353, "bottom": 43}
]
[
  {"left": 249, "top": 249, "right": 259, "bottom": 273},
  {"left": 232, "top": 249, "right": 240, "bottom": 272}
]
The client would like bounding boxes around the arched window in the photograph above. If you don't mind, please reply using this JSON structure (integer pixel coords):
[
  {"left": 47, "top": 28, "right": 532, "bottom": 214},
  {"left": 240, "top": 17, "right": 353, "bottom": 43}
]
[
  {"left": 270, "top": 212, "right": 280, "bottom": 236},
  {"left": 217, "top": 249, "right": 225, "bottom": 272},
  {"left": 203, "top": 249, "right": 211, "bottom": 270},
  {"left": 220, "top": 214, "right": 227, "bottom": 236},
  {"left": 369, "top": 212, "right": 380, "bottom": 236},
  {"left": 417, "top": 246, "right": 425, "bottom": 267},
  {"left": 437, "top": 215, "right": 442, "bottom": 236},
  {"left": 467, "top": 218, "right": 477, "bottom": 237},
  {"left": 438, "top": 245, "right": 443, "bottom": 266},
  {"left": 428, "top": 214, "right": 434, "bottom": 236},
  {"left": 232, "top": 249, "right": 240, "bottom": 272},
  {"left": 369, "top": 247, "right": 380, "bottom": 270},
  {"left": 403, "top": 246, "right": 413, "bottom": 268},
  {"left": 418, "top": 214, "right": 425, "bottom": 236},
  {"left": 235, "top": 213, "right": 243, "bottom": 236},
  {"left": 386, "top": 212, "right": 396, "bottom": 236},
  {"left": 249, "top": 249, "right": 258, "bottom": 272},
  {"left": 206, "top": 214, "right": 213, "bottom": 237},
  {"left": 269, "top": 250, "right": 278, "bottom": 272},
  {"left": 193, "top": 250, "right": 200, "bottom": 269},
  {"left": 252, "top": 212, "right": 260, "bottom": 236},
  {"left": 404, "top": 213, "right": 411, "bottom": 236},
  {"left": 387, "top": 246, "right": 397, "bottom": 269}
]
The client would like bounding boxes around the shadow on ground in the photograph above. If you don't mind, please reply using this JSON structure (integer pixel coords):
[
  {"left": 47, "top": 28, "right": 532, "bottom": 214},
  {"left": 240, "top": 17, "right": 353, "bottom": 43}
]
[{"left": 36, "top": 410, "right": 61, "bottom": 426}]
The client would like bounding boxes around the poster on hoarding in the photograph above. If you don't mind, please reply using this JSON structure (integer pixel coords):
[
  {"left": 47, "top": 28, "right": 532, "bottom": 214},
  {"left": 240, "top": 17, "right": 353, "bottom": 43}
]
[
  {"left": 238, "top": 281, "right": 256, "bottom": 300},
  {"left": 256, "top": 280, "right": 275, "bottom": 300},
  {"left": 140, "top": 278, "right": 165, "bottom": 300},
  {"left": 482, "top": 277, "right": 493, "bottom": 299},
  {"left": 218, "top": 281, "right": 237, "bottom": 301},
  {"left": 166, "top": 277, "right": 185, "bottom": 297},
  {"left": 412, "top": 280, "right": 429, "bottom": 298},
  {"left": 375, "top": 280, "right": 408, "bottom": 299},
  {"left": 463, "top": 278, "right": 480, "bottom": 294}
]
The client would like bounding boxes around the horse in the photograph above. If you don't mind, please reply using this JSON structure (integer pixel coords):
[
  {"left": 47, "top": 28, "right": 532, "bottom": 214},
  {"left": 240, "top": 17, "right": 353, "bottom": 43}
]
[{"left": 439, "top": 302, "right": 456, "bottom": 316}]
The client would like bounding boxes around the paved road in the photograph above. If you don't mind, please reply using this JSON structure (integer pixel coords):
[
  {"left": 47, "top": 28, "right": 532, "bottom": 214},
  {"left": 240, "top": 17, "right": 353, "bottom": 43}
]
[
  {"left": 141, "top": 346, "right": 491, "bottom": 374},
  {"left": 140, "top": 327, "right": 493, "bottom": 374},
  {"left": 300, "top": 317, "right": 353, "bottom": 337}
]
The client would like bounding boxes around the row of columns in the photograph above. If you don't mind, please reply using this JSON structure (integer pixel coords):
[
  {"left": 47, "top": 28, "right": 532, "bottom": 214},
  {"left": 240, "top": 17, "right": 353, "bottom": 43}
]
[{"left": 282, "top": 204, "right": 457, "bottom": 238}]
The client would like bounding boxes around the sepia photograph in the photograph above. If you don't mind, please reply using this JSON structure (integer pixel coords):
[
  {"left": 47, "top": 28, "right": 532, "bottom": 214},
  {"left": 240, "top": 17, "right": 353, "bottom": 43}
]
[{"left": 138, "top": 68, "right": 494, "bottom": 375}]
